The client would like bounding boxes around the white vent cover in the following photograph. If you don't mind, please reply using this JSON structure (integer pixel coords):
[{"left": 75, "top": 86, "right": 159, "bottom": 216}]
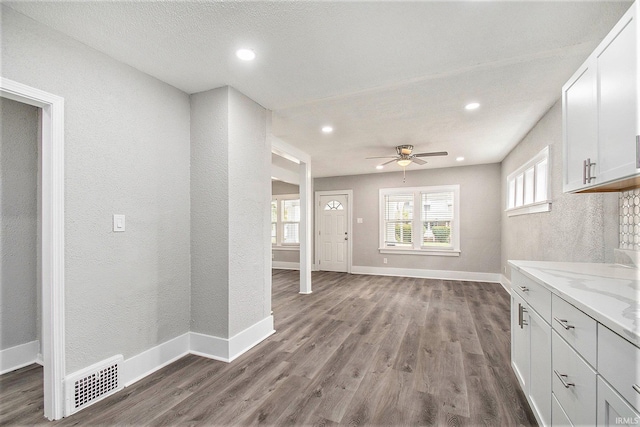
[{"left": 65, "top": 355, "right": 123, "bottom": 416}]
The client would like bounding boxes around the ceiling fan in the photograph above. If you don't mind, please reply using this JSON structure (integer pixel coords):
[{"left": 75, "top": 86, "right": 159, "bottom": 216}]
[{"left": 367, "top": 145, "right": 448, "bottom": 168}]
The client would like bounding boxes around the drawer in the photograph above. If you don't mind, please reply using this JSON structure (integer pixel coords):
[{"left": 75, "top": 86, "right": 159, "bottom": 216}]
[
  {"left": 551, "top": 294, "right": 597, "bottom": 367},
  {"left": 598, "top": 324, "right": 640, "bottom": 412},
  {"left": 552, "top": 393, "right": 573, "bottom": 427},
  {"left": 512, "top": 269, "right": 551, "bottom": 323},
  {"left": 552, "top": 331, "right": 597, "bottom": 426}
]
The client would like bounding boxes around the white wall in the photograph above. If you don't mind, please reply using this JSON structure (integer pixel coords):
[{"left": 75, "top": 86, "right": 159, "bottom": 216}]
[
  {"left": 0, "top": 98, "right": 39, "bottom": 351},
  {"left": 2, "top": 6, "right": 192, "bottom": 372},
  {"left": 314, "top": 163, "right": 502, "bottom": 274},
  {"left": 501, "top": 101, "right": 619, "bottom": 280}
]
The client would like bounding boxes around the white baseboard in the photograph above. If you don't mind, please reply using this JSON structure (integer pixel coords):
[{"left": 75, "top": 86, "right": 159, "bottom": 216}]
[
  {"left": 272, "top": 261, "right": 300, "bottom": 270},
  {"left": 190, "top": 316, "right": 275, "bottom": 363},
  {"left": 0, "top": 340, "right": 40, "bottom": 374},
  {"left": 351, "top": 265, "right": 501, "bottom": 283},
  {"left": 500, "top": 274, "right": 512, "bottom": 294},
  {"left": 121, "top": 333, "right": 190, "bottom": 387}
]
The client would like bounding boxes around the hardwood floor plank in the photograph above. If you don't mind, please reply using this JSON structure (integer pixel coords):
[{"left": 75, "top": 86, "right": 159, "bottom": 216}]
[{"left": 0, "top": 270, "right": 537, "bottom": 427}]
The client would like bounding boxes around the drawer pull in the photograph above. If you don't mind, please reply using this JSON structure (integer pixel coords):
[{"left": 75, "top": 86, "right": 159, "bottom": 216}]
[
  {"left": 519, "top": 286, "right": 529, "bottom": 292},
  {"left": 553, "top": 317, "right": 575, "bottom": 330},
  {"left": 633, "top": 384, "right": 640, "bottom": 395},
  {"left": 554, "top": 370, "right": 575, "bottom": 388}
]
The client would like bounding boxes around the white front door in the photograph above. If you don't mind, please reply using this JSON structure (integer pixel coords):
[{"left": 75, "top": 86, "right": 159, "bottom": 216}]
[{"left": 319, "top": 194, "right": 348, "bottom": 272}]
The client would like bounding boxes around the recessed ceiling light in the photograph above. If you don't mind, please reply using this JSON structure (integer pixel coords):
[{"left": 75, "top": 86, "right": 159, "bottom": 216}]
[
  {"left": 236, "top": 48, "right": 256, "bottom": 61},
  {"left": 321, "top": 125, "right": 333, "bottom": 134},
  {"left": 456, "top": 156, "right": 465, "bottom": 161},
  {"left": 465, "top": 102, "right": 480, "bottom": 110},
  {"left": 376, "top": 165, "right": 384, "bottom": 170}
]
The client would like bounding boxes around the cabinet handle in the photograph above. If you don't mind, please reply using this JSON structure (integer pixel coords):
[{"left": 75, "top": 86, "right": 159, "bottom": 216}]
[
  {"left": 633, "top": 384, "right": 640, "bottom": 394},
  {"left": 519, "top": 286, "right": 529, "bottom": 292},
  {"left": 583, "top": 159, "right": 588, "bottom": 185},
  {"left": 553, "top": 317, "right": 575, "bottom": 330},
  {"left": 518, "top": 303, "right": 528, "bottom": 329},
  {"left": 586, "top": 158, "right": 596, "bottom": 183},
  {"left": 554, "top": 370, "right": 575, "bottom": 388}
]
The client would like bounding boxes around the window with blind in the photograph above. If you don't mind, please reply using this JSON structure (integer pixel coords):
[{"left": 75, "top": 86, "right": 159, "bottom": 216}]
[
  {"left": 506, "top": 146, "right": 551, "bottom": 216},
  {"left": 380, "top": 185, "right": 460, "bottom": 256},
  {"left": 272, "top": 194, "right": 300, "bottom": 246}
]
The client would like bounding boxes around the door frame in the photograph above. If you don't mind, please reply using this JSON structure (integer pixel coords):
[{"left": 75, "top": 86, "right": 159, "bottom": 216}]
[
  {"left": 315, "top": 190, "right": 353, "bottom": 274},
  {"left": 1, "top": 77, "right": 66, "bottom": 420}
]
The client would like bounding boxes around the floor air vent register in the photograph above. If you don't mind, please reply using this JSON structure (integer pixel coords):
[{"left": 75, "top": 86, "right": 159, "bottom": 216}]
[{"left": 64, "top": 355, "right": 123, "bottom": 416}]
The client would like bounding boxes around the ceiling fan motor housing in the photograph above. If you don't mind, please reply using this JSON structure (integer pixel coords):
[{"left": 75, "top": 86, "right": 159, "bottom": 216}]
[{"left": 397, "top": 145, "right": 413, "bottom": 155}]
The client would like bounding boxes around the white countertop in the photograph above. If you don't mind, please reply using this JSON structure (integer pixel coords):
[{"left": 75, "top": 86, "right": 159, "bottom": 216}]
[{"left": 508, "top": 260, "right": 640, "bottom": 346}]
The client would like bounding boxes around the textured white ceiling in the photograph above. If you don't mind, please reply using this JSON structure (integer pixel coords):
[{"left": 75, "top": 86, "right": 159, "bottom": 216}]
[{"left": 5, "top": 1, "right": 632, "bottom": 177}]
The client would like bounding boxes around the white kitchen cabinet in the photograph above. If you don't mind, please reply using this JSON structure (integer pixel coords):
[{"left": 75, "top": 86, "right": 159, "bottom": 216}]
[
  {"left": 598, "top": 376, "right": 640, "bottom": 427},
  {"left": 563, "top": 1, "right": 640, "bottom": 193},
  {"left": 562, "top": 60, "right": 598, "bottom": 192},
  {"left": 596, "top": 5, "right": 639, "bottom": 186},
  {"left": 511, "top": 291, "right": 530, "bottom": 390},
  {"left": 509, "top": 260, "right": 640, "bottom": 427},
  {"left": 511, "top": 271, "right": 552, "bottom": 426}
]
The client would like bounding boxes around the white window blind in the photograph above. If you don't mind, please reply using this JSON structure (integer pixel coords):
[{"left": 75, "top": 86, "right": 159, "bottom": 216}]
[
  {"left": 422, "top": 191, "right": 454, "bottom": 248},
  {"left": 383, "top": 194, "right": 413, "bottom": 247}
]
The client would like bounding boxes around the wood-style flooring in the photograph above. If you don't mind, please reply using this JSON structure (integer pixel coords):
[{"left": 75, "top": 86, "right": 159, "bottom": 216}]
[{"left": 0, "top": 270, "right": 537, "bottom": 426}]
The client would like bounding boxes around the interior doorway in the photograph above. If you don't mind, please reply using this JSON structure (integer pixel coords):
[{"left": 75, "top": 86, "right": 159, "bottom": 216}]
[
  {"left": 0, "top": 97, "right": 40, "bottom": 374},
  {"left": 1, "top": 77, "right": 66, "bottom": 420},
  {"left": 315, "top": 190, "right": 353, "bottom": 273}
]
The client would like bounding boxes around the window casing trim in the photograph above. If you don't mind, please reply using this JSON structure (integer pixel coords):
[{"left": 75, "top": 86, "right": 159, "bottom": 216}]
[
  {"left": 506, "top": 146, "right": 551, "bottom": 215},
  {"left": 379, "top": 185, "right": 460, "bottom": 255}
]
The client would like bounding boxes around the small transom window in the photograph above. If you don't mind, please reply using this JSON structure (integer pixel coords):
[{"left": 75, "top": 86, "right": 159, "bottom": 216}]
[{"left": 324, "top": 200, "right": 344, "bottom": 210}]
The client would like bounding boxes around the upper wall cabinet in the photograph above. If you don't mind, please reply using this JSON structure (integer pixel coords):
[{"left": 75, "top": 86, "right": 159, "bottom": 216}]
[{"left": 563, "top": 1, "right": 640, "bottom": 193}]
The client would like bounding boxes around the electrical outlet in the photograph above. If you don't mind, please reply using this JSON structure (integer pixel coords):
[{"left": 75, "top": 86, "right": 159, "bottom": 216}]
[{"left": 383, "top": 258, "right": 387, "bottom": 264}]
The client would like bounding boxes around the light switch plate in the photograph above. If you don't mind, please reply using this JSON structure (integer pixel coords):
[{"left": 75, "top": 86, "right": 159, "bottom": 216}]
[
  {"left": 357, "top": 218, "right": 363, "bottom": 223},
  {"left": 113, "top": 214, "right": 125, "bottom": 232}
]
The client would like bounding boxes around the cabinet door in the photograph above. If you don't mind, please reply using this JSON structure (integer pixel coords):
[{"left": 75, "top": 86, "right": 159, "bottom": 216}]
[
  {"left": 596, "top": 4, "right": 639, "bottom": 184},
  {"left": 563, "top": 59, "right": 598, "bottom": 192},
  {"left": 511, "top": 292, "right": 530, "bottom": 392},
  {"left": 597, "top": 376, "right": 640, "bottom": 427},
  {"left": 529, "top": 308, "right": 552, "bottom": 427}
]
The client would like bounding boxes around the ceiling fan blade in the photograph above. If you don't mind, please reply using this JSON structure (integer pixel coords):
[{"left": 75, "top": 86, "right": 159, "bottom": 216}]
[
  {"left": 366, "top": 156, "right": 397, "bottom": 159},
  {"left": 414, "top": 151, "right": 448, "bottom": 157},
  {"left": 380, "top": 158, "right": 398, "bottom": 166},
  {"left": 412, "top": 157, "right": 427, "bottom": 165}
]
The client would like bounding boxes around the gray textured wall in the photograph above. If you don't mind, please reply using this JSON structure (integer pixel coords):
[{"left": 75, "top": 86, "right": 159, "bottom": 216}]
[
  {"left": 501, "top": 101, "right": 619, "bottom": 280},
  {"left": 191, "top": 87, "right": 271, "bottom": 338},
  {"left": 190, "top": 87, "right": 230, "bottom": 338},
  {"left": 314, "top": 163, "right": 502, "bottom": 273},
  {"left": 0, "top": 98, "right": 38, "bottom": 350},
  {"left": 228, "top": 88, "right": 271, "bottom": 337},
  {"left": 272, "top": 180, "right": 300, "bottom": 264},
  {"left": 272, "top": 181, "right": 299, "bottom": 195},
  {"left": 2, "top": 6, "right": 192, "bottom": 372}
]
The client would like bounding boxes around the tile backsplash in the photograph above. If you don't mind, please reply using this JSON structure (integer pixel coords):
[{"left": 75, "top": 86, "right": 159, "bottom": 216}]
[{"left": 620, "top": 188, "right": 640, "bottom": 251}]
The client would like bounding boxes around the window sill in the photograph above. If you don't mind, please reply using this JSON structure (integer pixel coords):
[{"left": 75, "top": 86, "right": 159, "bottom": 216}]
[
  {"left": 506, "top": 201, "right": 551, "bottom": 217},
  {"left": 379, "top": 248, "right": 461, "bottom": 257},
  {"left": 272, "top": 246, "right": 300, "bottom": 251}
]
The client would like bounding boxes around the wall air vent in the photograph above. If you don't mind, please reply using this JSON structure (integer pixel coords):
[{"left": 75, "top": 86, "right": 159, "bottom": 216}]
[{"left": 65, "top": 355, "right": 123, "bottom": 416}]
